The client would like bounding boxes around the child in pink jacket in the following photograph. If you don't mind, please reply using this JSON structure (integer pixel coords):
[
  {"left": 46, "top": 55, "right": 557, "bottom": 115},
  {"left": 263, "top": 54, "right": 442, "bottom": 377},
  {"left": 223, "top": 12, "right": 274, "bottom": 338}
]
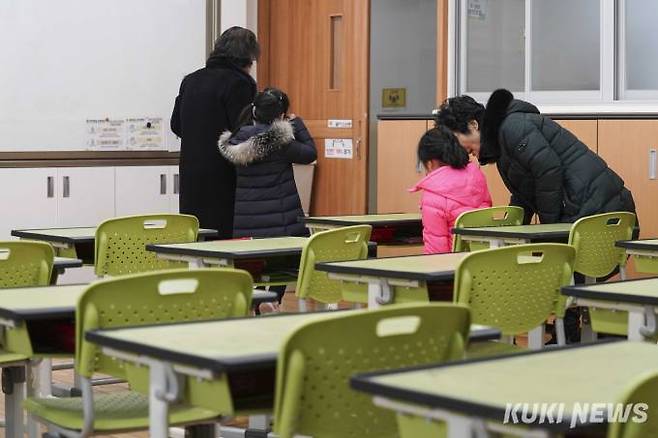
[{"left": 410, "top": 126, "right": 492, "bottom": 254}]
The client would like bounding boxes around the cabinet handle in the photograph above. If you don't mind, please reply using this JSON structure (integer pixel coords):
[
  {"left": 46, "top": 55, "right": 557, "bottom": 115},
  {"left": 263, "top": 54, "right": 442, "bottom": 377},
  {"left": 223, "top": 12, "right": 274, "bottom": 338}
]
[
  {"left": 160, "top": 174, "right": 167, "bottom": 195},
  {"left": 62, "top": 176, "right": 70, "bottom": 198},
  {"left": 650, "top": 149, "right": 657, "bottom": 180},
  {"left": 47, "top": 176, "right": 54, "bottom": 198},
  {"left": 173, "top": 173, "right": 180, "bottom": 194}
]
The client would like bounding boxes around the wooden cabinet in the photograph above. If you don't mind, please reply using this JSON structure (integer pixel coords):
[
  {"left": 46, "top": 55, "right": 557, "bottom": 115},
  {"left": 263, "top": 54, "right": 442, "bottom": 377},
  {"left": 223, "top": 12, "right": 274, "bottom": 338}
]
[
  {"left": 598, "top": 120, "right": 658, "bottom": 238},
  {"left": 555, "top": 119, "right": 598, "bottom": 152},
  {"left": 376, "top": 120, "right": 428, "bottom": 213}
]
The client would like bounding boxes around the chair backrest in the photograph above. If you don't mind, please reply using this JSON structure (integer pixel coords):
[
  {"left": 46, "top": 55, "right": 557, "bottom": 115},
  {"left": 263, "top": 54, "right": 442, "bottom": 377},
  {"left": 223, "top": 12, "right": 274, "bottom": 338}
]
[
  {"left": 452, "top": 206, "right": 525, "bottom": 252},
  {"left": 95, "top": 214, "right": 199, "bottom": 276},
  {"left": 568, "top": 212, "right": 636, "bottom": 278},
  {"left": 76, "top": 268, "right": 252, "bottom": 378},
  {"left": 0, "top": 241, "right": 54, "bottom": 288},
  {"left": 295, "top": 225, "right": 372, "bottom": 303},
  {"left": 274, "top": 303, "right": 470, "bottom": 438},
  {"left": 453, "top": 243, "right": 575, "bottom": 336},
  {"left": 607, "top": 371, "right": 658, "bottom": 438}
]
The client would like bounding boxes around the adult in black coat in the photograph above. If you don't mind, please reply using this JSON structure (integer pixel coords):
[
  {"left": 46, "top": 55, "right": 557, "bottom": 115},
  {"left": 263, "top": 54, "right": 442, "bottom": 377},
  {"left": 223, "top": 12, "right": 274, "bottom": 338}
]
[
  {"left": 218, "top": 89, "right": 317, "bottom": 238},
  {"left": 436, "top": 89, "right": 636, "bottom": 225},
  {"left": 171, "top": 27, "right": 259, "bottom": 238}
]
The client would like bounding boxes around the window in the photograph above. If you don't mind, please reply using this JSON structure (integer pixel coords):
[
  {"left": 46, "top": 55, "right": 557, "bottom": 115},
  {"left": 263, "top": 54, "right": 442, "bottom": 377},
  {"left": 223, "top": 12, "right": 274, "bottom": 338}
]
[{"left": 453, "top": 0, "right": 658, "bottom": 104}]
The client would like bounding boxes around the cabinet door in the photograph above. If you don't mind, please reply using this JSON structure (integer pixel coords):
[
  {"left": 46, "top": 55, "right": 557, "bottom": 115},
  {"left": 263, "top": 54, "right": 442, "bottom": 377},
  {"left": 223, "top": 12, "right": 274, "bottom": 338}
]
[
  {"left": 376, "top": 120, "right": 428, "bottom": 213},
  {"left": 598, "top": 120, "right": 658, "bottom": 238},
  {"left": 57, "top": 167, "right": 115, "bottom": 227},
  {"left": 168, "top": 165, "right": 180, "bottom": 214},
  {"left": 555, "top": 119, "right": 598, "bottom": 153},
  {"left": 115, "top": 166, "right": 171, "bottom": 216},
  {"left": 0, "top": 168, "right": 58, "bottom": 238}
]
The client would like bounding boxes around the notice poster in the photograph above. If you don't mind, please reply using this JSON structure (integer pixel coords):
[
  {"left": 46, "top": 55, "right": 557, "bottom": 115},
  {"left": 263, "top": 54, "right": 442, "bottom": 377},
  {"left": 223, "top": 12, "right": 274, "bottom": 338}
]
[
  {"left": 468, "top": 0, "right": 488, "bottom": 20},
  {"left": 324, "top": 138, "right": 353, "bottom": 159},
  {"left": 85, "top": 119, "right": 124, "bottom": 149},
  {"left": 126, "top": 117, "right": 164, "bottom": 150}
]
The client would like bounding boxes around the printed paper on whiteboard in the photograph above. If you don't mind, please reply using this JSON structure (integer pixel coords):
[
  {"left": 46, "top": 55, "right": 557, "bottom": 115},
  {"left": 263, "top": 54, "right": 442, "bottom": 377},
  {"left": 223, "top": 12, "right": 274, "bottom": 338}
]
[
  {"left": 126, "top": 117, "right": 164, "bottom": 150},
  {"left": 85, "top": 119, "right": 124, "bottom": 149},
  {"left": 468, "top": 0, "right": 488, "bottom": 20},
  {"left": 325, "top": 138, "right": 353, "bottom": 159}
]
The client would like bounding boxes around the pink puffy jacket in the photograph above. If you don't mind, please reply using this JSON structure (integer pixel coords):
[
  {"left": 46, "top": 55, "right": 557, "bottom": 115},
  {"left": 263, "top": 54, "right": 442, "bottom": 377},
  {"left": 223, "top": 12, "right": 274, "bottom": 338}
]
[{"left": 409, "top": 162, "right": 492, "bottom": 254}]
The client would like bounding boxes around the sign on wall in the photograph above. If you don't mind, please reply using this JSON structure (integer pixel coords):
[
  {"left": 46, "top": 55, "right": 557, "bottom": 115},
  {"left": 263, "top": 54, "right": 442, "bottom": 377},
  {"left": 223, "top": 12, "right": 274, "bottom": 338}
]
[{"left": 325, "top": 138, "right": 353, "bottom": 159}]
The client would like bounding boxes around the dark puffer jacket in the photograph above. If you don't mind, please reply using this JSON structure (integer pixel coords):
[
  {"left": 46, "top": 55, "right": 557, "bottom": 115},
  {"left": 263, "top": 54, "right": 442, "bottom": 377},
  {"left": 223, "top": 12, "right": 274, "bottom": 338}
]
[
  {"left": 480, "top": 89, "right": 636, "bottom": 224},
  {"left": 218, "top": 118, "right": 316, "bottom": 238}
]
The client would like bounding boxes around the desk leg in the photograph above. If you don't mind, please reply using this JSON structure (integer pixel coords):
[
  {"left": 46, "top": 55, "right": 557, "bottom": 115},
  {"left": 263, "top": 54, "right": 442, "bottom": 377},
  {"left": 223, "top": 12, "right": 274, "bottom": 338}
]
[
  {"left": 367, "top": 282, "right": 383, "bottom": 309},
  {"left": 188, "top": 258, "right": 205, "bottom": 269},
  {"left": 3, "top": 366, "right": 25, "bottom": 438},
  {"left": 528, "top": 326, "right": 545, "bottom": 350},
  {"left": 628, "top": 310, "right": 645, "bottom": 341},
  {"left": 149, "top": 362, "right": 170, "bottom": 438}
]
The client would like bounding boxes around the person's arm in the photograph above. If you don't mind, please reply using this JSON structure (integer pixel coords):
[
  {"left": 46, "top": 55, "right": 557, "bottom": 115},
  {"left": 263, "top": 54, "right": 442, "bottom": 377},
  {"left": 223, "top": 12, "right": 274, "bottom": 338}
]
[
  {"left": 225, "top": 80, "right": 256, "bottom": 131},
  {"left": 501, "top": 114, "right": 563, "bottom": 224},
  {"left": 283, "top": 117, "right": 317, "bottom": 164},
  {"left": 170, "top": 78, "right": 186, "bottom": 137}
]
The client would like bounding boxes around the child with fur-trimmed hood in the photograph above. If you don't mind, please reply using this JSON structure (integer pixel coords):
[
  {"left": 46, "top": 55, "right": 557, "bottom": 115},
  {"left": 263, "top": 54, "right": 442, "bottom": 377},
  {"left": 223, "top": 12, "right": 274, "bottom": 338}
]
[{"left": 218, "top": 88, "right": 316, "bottom": 239}]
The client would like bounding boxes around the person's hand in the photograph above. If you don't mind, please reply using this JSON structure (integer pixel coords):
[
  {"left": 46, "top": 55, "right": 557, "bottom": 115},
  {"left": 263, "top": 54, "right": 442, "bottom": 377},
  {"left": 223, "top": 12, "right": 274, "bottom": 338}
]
[{"left": 288, "top": 113, "right": 297, "bottom": 120}]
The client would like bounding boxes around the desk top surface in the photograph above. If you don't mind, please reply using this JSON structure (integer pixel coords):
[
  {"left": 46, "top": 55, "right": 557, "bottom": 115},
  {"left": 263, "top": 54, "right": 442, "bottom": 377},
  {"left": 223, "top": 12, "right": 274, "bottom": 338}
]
[
  {"left": 304, "top": 213, "right": 422, "bottom": 227},
  {"left": 352, "top": 341, "right": 656, "bottom": 431},
  {"left": 0, "top": 285, "right": 275, "bottom": 324},
  {"left": 562, "top": 277, "right": 658, "bottom": 305},
  {"left": 452, "top": 223, "right": 572, "bottom": 240},
  {"left": 616, "top": 239, "right": 658, "bottom": 252},
  {"left": 87, "top": 312, "right": 500, "bottom": 374},
  {"left": 316, "top": 253, "right": 468, "bottom": 281},
  {"left": 11, "top": 227, "right": 217, "bottom": 244},
  {"left": 146, "top": 237, "right": 309, "bottom": 260}
]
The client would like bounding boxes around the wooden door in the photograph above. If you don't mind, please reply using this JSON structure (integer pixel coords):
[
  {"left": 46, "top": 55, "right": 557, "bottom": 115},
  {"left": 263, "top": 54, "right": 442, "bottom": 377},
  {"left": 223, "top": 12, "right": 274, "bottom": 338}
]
[{"left": 258, "top": 0, "right": 369, "bottom": 215}]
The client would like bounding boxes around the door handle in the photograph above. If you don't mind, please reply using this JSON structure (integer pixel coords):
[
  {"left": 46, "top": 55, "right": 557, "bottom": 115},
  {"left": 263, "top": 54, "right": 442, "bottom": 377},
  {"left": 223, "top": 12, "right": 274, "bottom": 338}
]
[
  {"left": 173, "top": 174, "right": 180, "bottom": 194},
  {"left": 650, "top": 149, "right": 656, "bottom": 180},
  {"left": 160, "top": 174, "right": 167, "bottom": 195},
  {"left": 62, "top": 176, "right": 70, "bottom": 198},
  {"left": 47, "top": 176, "right": 54, "bottom": 198}
]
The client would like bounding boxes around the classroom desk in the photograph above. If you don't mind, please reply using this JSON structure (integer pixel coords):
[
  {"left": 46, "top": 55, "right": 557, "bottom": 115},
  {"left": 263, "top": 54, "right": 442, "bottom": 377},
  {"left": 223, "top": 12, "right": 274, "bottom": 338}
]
[
  {"left": 351, "top": 341, "right": 657, "bottom": 438},
  {"left": 562, "top": 277, "right": 658, "bottom": 341},
  {"left": 316, "top": 253, "right": 468, "bottom": 308},
  {"left": 86, "top": 312, "right": 500, "bottom": 438},
  {"left": 452, "top": 223, "right": 572, "bottom": 248},
  {"left": 11, "top": 226, "right": 218, "bottom": 263},
  {"left": 302, "top": 213, "right": 423, "bottom": 245},
  {"left": 616, "top": 239, "right": 658, "bottom": 273},
  {"left": 51, "top": 257, "right": 83, "bottom": 284}
]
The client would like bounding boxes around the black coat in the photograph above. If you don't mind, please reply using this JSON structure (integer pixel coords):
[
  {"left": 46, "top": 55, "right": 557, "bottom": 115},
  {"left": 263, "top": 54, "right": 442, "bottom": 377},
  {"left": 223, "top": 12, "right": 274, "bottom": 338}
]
[
  {"left": 218, "top": 118, "right": 317, "bottom": 238},
  {"left": 171, "top": 57, "right": 257, "bottom": 239},
  {"left": 480, "top": 89, "right": 636, "bottom": 224}
]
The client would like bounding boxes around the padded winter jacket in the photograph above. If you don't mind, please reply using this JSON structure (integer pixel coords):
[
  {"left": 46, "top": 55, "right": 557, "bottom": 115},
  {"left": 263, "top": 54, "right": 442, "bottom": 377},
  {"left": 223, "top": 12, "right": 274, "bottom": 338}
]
[
  {"left": 410, "top": 162, "right": 492, "bottom": 254},
  {"left": 218, "top": 118, "right": 317, "bottom": 238},
  {"left": 479, "top": 89, "right": 636, "bottom": 224}
]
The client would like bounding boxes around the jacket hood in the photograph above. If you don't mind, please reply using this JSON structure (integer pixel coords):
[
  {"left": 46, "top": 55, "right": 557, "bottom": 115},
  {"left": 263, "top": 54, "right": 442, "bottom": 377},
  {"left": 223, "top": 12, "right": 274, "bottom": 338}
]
[
  {"left": 479, "top": 89, "right": 540, "bottom": 165},
  {"left": 409, "top": 162, "right": 488, "bottom": 206},
  {"left": 218, "top": 120, "right": 294, "bottom": 165}
]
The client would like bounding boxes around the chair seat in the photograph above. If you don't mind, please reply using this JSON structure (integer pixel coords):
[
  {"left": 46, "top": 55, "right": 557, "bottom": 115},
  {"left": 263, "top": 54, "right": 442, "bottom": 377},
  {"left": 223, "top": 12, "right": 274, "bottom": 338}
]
[
  {"left": 24, "top": 390, "right": 219, "bottom": 432},
  {"left": 465, "top": 341, "right": 525, "bottom": 359},
  {"left": 0, "top": 350, "right": 28, "bottom": 366}
]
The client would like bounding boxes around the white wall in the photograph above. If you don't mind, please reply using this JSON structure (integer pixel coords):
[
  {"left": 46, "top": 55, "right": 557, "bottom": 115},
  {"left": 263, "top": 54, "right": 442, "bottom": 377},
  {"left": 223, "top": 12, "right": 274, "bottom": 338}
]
[
  {"left": 220, "top": 0, "right": 258, "bottom": 79},
  {"left": 0, "top": 0, "right": 206, "bottom": 151}
]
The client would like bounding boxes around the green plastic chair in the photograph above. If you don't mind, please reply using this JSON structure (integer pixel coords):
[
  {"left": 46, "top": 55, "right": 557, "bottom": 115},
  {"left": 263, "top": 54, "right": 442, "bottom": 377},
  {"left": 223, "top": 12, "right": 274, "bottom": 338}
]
[
  {"left": 567, "top": 212, "right": 636, "bottom": 338},
  {"left": 295, "top": 225, "right": 372, "bottom": 309},
  {"left": 24, "top": 268, "right": 253, "bottom": 436},
  {"left": 0, "top": 240, "right": 54, "bottom": 288},
  {"left": 607, "top": 371, "right": 658, "bottom": 438},
  {"left": 0, "top": 241, "right": 55, "bottom": 436},
  {"left": 95, "top": 214, "right": 199, "bottom": 277},
  {"left": 454, "top": 243, "right": 575, "bottom": 349},
  {"left": 273, "top": 303, "right": 471, "bottom": 438},
  {"left": 452, "top": 206, "right": 525, "bottom": 252}
]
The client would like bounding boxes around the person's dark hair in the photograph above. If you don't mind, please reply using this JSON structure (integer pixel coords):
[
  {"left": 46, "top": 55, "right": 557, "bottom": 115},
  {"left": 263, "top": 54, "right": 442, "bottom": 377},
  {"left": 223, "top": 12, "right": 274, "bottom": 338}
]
[
  {"left": 235, "top": 87, "right": 290, "bottom": 129},
  {"left": 209, "top": 26, "right": 260, "bottom": 68},
  {"left": 435, "top": 95, "right": 485, "bottom": 134},
  {"left": 417, "top": 126, "right": 469, "bottom": 169}
]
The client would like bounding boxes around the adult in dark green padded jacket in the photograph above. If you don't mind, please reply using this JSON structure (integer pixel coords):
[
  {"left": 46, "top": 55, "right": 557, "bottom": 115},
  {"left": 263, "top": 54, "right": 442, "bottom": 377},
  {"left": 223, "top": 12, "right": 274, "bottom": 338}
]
[{"left": 436, "top": 89, "right": 636, "bottom": 225}]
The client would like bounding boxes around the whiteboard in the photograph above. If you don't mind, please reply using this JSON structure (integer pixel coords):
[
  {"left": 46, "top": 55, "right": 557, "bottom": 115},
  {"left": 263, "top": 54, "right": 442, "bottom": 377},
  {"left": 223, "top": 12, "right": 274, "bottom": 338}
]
[{"left": 0, "top": 0, "right": 206, "bottom": 151}]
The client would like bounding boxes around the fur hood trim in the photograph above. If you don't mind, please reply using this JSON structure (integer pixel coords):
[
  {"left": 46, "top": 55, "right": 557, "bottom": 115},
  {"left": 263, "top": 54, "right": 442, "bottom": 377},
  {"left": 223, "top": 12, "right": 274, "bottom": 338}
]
[
  {"left": 218, "top": 120, "right": 294, "bottom": 165},
  {"left": 479, "top": 89, "right": 514, "bottom": 164}
]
